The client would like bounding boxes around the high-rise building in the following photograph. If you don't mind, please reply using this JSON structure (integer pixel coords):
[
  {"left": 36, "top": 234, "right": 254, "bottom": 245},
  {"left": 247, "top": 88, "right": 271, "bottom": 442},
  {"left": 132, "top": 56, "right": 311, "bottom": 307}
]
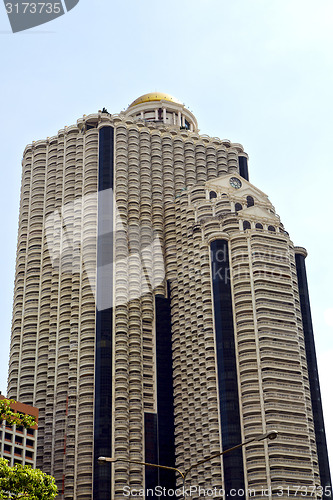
[
  {"left": 0, "top": 394, "right": 38, "bottom": 468},
  {"left": 7, "top": 92, "right": 331, "bottom": 499}
]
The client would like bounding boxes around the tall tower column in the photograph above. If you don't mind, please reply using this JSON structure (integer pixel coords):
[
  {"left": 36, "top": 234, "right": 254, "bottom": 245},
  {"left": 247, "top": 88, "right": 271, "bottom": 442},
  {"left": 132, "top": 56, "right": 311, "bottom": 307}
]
[
  {"left": 93, "top": 125, "right": 114, "bottom": 499},
  {"left": 295, "top": 247, "right": 332, "bottom": 490}
]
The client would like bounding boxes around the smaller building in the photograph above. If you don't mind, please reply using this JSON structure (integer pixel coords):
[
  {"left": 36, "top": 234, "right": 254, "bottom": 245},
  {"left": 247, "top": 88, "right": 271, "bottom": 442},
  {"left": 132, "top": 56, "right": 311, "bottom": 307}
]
[{"left": 0, "top": 394, "right": 38, "bottom": 468}]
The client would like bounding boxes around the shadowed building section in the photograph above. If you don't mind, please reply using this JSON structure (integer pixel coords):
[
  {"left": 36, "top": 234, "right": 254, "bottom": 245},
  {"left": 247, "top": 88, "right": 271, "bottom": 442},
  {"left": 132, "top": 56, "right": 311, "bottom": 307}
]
[
  {"left": 155, "top": 290, "right": 176, "bottom": 490},
  {"left": 210, "top": 239, "right": 245, "bottom": 497},
  {"left": 93, "top": 126, "right": 114, "bottom": 499},
  {"left": 295, "top": 248, "right": 332, "bottom": 490}
]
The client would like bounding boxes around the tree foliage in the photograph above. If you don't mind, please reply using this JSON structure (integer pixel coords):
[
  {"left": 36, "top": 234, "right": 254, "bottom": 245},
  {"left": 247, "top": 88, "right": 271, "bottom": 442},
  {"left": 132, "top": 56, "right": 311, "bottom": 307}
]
[
  {"left": 0, "top": 399, "right": 36, "bottom": 428},
  {"left": 0, "top": 459, "right": 57, "bottom": 499}
]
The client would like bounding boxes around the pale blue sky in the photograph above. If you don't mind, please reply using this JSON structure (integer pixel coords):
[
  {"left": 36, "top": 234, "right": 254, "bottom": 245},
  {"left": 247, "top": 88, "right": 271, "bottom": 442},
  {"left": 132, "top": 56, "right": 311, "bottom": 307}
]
[{"left": 1, "top": 0, "right": 332, "bottom": 468}]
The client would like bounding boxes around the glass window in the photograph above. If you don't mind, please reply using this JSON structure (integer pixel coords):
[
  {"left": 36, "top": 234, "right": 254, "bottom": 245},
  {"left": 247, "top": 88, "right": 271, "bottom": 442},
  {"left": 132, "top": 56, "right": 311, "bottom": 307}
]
[
  {"left": 247, "top": 196, "right": 254, "bottom": 207},
  {"left": 209, "top": 191, "right": 217, "bottom": 200},
  {"left": 235, "top": 203, "right": 242, "bottom": 212},
  {"left": 243, "top": 221, "right": 251, "bottom": 230}
]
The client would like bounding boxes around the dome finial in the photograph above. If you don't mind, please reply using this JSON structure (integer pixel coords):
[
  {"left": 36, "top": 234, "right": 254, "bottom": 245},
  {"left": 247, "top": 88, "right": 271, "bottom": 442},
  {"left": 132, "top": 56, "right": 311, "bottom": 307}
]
[{"left": 128, "top": 92, "right": 183, "bottom": 109}]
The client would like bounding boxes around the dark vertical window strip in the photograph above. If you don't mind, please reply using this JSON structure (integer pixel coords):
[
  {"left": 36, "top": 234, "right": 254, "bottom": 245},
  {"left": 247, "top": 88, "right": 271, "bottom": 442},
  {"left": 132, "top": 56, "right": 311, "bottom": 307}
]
[
  {"left": 154, "top": 292, "right": 176, "bottom": 492},
  {"left": 295, "top": 253, "right": 332, "bottom": 489},
  {"left": 210, "top": 240, "right": 245, "bottom": 497},
  {"left": 238, "top": 156, "right": 249, "bottom": 182},
  {"left": 144, "top": 412, "right": 159, "bottom": 498},
  {"left": 93, "top": 126, "right": 114, "bottom": 500}
]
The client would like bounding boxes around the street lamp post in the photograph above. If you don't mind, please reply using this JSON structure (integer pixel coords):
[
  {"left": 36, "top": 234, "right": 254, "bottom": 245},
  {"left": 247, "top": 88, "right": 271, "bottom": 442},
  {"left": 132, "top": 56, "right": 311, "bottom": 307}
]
[{"left": 98, "top": 430, "right": 278, "bottom": 499}]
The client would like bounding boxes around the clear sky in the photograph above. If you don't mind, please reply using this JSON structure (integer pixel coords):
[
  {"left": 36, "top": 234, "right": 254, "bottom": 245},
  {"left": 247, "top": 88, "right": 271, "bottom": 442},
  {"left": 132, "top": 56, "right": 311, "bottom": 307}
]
[{"left": 1, "top": 0, "right": 332, "bottom": 470}]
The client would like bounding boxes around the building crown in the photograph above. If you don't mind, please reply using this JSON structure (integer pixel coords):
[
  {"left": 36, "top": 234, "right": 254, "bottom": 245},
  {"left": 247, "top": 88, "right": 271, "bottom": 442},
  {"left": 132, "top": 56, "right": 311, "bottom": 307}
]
[{"left": 125, "top": 91, "right": 198, "bottom": 132}]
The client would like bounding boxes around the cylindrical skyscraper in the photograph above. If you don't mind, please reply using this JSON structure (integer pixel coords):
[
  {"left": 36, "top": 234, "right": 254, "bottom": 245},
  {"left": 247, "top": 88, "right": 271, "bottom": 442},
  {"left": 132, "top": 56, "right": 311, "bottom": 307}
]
[{"left": 8, "top": 93, "right": 331, "bottom": 499}]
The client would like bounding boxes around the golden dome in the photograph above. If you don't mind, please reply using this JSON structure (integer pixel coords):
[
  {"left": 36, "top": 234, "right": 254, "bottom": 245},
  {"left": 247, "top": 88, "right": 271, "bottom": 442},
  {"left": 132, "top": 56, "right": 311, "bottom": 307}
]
[{"left": 128, "top": 92, "right": 183, "bottom": 109}]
